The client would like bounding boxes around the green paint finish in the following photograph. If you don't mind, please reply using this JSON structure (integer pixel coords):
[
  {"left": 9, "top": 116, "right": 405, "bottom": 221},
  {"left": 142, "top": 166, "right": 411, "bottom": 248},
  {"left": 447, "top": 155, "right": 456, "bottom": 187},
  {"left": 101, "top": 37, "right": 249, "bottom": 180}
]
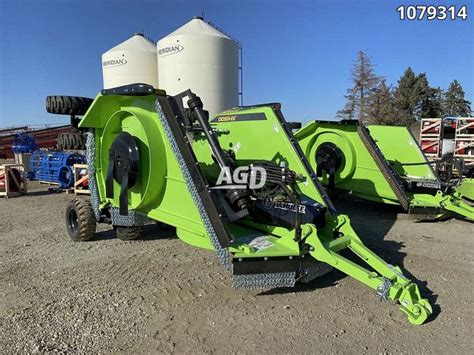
[
  {"left": 81, "top": 95, "right": 211, "bottom": 249},
  {"left": 79, "top": 95, "right": 432, "bottom": 324},
  {"left": 456, "top": 178, "right": 474, "bottom": 201},
  {"left": 295, "top": 121, "right": 474, "bottom": 221},
  {"left": 368, "top": 125, "right": 437, "bottom": 180},
  {"left": 295, "top": 121, "right": 401, "bottom": 204},
  {"left": 194, "top": 105, "right": 330, "bottom": 207},
  {"left": 304, "top": 217, "right": 432, "bottom": 325}
]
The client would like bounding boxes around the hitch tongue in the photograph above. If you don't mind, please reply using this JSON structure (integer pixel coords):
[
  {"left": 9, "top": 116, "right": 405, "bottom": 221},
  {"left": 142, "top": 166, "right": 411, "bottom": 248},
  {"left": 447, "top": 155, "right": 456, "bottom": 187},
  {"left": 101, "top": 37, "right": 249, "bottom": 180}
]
[
  {"left": 305, "top": 218, "right": 433, "bottom": 325},
  {"left": 437, "top": 191, "right": 474, "bottom": 221},
  {"left": 396, "top": 283, "right": 433, "bottom": 325}
]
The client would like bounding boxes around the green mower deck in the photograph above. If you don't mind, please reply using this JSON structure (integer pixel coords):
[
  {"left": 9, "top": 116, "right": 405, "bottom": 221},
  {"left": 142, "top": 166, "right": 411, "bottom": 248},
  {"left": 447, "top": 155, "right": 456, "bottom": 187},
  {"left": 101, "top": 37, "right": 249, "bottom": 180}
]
[
  {"left": 295, "top": 120, "right": 474, "bottom": 221},
  {"left": 67, "top": 85, "right": 432, "bottom": 324},
  {"left": 369, "top": 125, "right": 474, "bottom": 204}
]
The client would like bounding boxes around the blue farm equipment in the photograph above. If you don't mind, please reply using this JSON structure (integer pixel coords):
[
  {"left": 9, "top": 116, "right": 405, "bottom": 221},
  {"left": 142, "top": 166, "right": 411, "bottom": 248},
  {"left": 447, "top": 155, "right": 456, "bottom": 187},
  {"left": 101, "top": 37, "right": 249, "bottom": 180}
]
[
  {"left": 12, "top": 133, "right": 38, "bottom": 154},
  {"left": 12, "top": 133, "right": 38, "bottom": 179},
  {"left": 30, "top": 151, "right": 86, "bottom": 188}
]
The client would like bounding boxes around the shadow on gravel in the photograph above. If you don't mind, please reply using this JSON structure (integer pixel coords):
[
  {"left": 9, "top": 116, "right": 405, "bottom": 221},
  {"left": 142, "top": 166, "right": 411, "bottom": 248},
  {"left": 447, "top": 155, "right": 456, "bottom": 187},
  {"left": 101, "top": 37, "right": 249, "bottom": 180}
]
[
  {"left": 93, "top": 223, "right": 177, "bottom": 241},
  {"left": 398, "top": 269, "right": 440, "bottom": 323},
  {"left": 259, "top": 192, "right": 439, "bottom": 321},
  {"left": 92, "top": 229, "right": 116, "bottom": 241},
  {"left": 142, "top": 224, "right": 177, "bottom": 240}
]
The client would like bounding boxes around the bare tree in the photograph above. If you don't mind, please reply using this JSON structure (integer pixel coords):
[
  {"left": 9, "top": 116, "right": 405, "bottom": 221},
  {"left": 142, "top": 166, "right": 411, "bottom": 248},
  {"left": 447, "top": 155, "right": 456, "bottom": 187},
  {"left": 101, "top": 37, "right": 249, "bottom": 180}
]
[{"left": 337, "top": 51, "right": 382, "bottom": 123}]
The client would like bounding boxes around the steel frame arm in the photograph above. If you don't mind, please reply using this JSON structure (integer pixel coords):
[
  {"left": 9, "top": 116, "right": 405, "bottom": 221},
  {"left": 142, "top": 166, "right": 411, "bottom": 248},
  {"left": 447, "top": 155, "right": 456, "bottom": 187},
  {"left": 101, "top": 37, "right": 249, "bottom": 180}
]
[{"left": 303, "top": 219, "right": 432, "bottom": 325}]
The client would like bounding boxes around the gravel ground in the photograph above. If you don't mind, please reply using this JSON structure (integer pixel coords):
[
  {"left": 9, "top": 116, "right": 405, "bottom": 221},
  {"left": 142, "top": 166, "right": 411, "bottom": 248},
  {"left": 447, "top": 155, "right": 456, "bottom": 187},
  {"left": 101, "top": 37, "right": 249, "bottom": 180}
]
[{"left": 1, "top": 182, "right": 473, "bottom": 353}]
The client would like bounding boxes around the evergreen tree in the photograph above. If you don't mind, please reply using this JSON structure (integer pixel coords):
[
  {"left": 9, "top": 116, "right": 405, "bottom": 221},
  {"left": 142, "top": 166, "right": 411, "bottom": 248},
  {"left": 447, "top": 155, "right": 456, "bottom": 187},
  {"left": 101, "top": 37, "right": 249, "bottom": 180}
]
[
  {"left": 366, "top": 80, "right": 395, "bottom": 124},
  {"left": 415, "top": 74, "right": 444, "bottom": 119},
  {"left": 392, "top": 67, "right": 419, "bottom": 124},
  {"left": 337, "top": 51, "right": 382, "bottom": 122},
  {"left": 443, "top": 80, "right": 472, "bottom": 116}
]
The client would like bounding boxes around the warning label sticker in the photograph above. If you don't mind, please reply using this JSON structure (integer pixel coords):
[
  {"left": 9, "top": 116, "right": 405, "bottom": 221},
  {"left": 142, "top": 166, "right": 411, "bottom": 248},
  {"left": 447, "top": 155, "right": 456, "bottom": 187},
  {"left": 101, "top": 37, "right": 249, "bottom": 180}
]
[{"left": 248, "top": 236, "right": 274, "bottom": 252}]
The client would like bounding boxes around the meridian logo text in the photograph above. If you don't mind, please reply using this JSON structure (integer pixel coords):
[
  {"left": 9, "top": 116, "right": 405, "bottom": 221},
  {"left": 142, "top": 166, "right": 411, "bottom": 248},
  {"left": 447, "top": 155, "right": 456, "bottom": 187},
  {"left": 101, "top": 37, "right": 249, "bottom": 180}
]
[
  {"left": 158, "top": 45, "right": 184, "bottom": 56},
  {"left": 212, "top": 166, "right": 266, "bottom": 190},
  {"left": 102, "top": 58, "right": 128, "bottom": 68}
]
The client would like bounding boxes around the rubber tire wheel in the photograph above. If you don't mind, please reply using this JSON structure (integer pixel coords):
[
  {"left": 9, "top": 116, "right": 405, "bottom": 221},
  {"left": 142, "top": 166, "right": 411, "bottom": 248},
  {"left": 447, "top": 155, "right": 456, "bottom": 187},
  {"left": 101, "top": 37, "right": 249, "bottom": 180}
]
[
  {"left": 114, "top": 226, "right": 143, "bottom": 241},
  {"left": 57, "top": 134, "right": 64, "bottom": 149},
  {"left": 66, "top": 198, "right": 96, "bottom": 241},
  {"left": 46, "top": 95, "right": 93, "bottom": 116},
  {"left": 57, "top": 132, "right": 86, "bottom": 150}
]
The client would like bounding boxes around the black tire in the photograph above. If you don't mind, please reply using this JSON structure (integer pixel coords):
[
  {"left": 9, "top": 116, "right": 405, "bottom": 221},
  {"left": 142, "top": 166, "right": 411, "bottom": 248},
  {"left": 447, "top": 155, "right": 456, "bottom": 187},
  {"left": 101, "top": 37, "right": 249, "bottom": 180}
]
[
  {"left": 46, "top": 95, "right": 93, "bottom": 116},
  {"left": 57, "top": 134, "right": 64, "bottom": 149},
  {"left": 114, "top": 226, "right": 143, "bottom": 241},
  {"left": 57, "top": 132, "right": 86, "bottom": 150},
  {"left": 69, "top": 133, "right": 81, "bottom": 150},
  {"left": 65, "top": 198, "right": 96, "bottom": 241}
]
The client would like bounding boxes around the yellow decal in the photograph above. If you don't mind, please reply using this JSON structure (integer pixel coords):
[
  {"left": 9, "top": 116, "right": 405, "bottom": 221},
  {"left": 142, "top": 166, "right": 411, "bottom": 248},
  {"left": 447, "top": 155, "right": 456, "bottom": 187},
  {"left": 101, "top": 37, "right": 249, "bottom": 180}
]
[{"left": 217, "top": 115, "right": 237, "bottom": 122}]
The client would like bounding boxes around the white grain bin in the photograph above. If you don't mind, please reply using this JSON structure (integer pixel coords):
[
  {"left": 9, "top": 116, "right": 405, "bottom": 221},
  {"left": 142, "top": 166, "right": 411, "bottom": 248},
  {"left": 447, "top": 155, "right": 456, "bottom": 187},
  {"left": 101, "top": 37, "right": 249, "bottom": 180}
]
[
  {"left": 157, "top": 17, "right": 239, "bottom": 117},
  {"left": 102, "top": 33, "right": 158, "bottom": 89}
]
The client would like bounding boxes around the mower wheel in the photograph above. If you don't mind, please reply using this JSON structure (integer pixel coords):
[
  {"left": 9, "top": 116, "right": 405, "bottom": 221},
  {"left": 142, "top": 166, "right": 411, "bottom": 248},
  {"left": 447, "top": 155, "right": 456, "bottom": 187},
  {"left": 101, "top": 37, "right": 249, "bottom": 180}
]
[
  {"left": 65, "top": 198, "right": 96, "bottom": 241},
  {"left": 114, "top": 226, "right": 143, "bottom": 241},
  {"left": 58, "top": 132, "right": 86, "bottom": 150},
  {"left": 46, "top": 95, "right": 94, "bottom": 116}
]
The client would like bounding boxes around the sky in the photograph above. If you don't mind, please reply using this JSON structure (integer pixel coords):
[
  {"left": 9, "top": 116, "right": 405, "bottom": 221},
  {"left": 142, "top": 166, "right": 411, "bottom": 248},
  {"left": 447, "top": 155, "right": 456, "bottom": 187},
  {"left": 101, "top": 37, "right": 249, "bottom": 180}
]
[{"left": 0, "top": 0, "right": 473, "bottom": 127}]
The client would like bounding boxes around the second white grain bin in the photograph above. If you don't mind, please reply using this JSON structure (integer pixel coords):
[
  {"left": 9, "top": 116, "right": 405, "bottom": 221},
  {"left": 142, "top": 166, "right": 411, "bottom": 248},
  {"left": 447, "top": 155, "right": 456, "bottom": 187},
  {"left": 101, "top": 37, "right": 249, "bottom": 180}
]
[
  {"left": 157, "top": 17, "right": 239, "bottom": 117},
  {"left": 102, "top": 33, "right": 158, "bottom": 89}
]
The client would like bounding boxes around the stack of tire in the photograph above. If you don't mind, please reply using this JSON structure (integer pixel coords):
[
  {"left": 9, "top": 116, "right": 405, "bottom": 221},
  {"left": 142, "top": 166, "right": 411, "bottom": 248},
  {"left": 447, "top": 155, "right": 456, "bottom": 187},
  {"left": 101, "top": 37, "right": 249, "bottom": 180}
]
[
  {"left": 46, "top": 95, "right": 94, "bottom": 151},
  {"left": 57, "top": 133, "right": 85, "bottom": 151}
]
